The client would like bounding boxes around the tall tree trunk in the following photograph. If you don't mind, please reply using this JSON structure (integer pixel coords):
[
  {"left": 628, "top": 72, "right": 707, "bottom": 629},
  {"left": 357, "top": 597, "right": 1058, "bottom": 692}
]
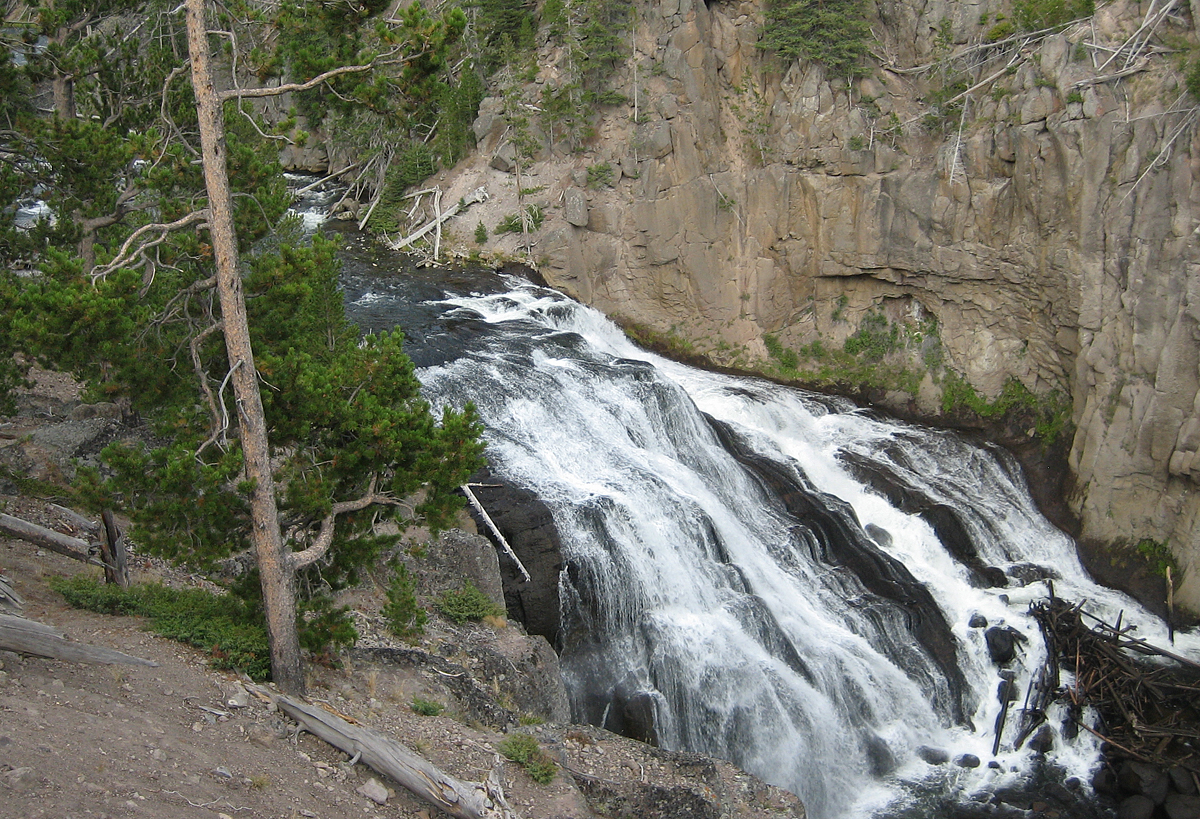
[{"left": 184, "top": 0, "right": 306, "bottom": 695}]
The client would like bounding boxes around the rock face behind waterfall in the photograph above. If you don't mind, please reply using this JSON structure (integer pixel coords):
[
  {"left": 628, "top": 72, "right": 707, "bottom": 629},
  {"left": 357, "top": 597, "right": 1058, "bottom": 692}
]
[
  {"left": 415, "top": 0, "right": 1200, "bottom": 616},
  {"left": 463, "top": 470, "right": 566, "bottom": 645}
]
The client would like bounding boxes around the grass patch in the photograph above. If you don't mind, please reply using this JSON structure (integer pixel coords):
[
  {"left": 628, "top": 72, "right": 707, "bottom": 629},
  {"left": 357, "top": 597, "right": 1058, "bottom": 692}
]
[
  {"left": 51, "top": 575, "right": 272, "bottom": 680},
  {"left": 498, "top": 733, "right": 557, "bottom": 784},
  {"left": 495, "top": 205, "right": 545, "bottom": 235}
]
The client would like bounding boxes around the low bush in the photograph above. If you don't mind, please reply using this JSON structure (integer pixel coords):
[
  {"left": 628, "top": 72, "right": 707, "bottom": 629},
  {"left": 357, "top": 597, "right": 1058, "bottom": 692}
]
[
  {"left": 498, "top": 733, "right": 557, "bottom": 784},
  {"left": 51, "top": 575, "right": 272, "bottom": 679},
  {"left": 435, "top": 581, "right": 504, "bottom": 623}
]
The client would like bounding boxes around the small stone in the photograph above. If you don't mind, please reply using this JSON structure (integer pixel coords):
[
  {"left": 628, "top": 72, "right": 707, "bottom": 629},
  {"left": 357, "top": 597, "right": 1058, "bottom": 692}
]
[
  {"left": 357, "top": 777, "right": 389, "bottom": 805},
  {"left": 213, "top": 766, "right": 233, "bottom": 780},
  {"left": 955, "top": 753, "right": 981, "bottom": 768},
  {"left": 150, "top": 748, "right": 167, "bottom": 762},
  {"left": 2, "top": 766, "right": 36, "bottom": 791},
  {"left": 968, "top": 613, "right": 988, "bottom": 628}
]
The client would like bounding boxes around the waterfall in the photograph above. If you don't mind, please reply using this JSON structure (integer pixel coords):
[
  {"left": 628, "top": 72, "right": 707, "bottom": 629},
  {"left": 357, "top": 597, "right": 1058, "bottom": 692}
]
[{"left": 340, "top": 264, "right": 1199, "bottom": 819}]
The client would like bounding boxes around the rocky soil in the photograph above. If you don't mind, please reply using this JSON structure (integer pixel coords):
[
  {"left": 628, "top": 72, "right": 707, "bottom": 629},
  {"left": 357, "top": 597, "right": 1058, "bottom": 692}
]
[{"left": 0, "top": 367, "right": 804, "bottom": 819}]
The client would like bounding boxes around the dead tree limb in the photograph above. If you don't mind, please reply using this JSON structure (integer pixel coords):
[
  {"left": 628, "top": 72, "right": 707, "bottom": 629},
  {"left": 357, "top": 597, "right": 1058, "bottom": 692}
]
[
  {"left": 386, "top": 186, "right": 489, "bottom": 252},
  {"left": 249, "top": 685, "right": 521, "bottom": 819},
  {"left": 462, "top": 484, "right": 530, "bottom": 583}
]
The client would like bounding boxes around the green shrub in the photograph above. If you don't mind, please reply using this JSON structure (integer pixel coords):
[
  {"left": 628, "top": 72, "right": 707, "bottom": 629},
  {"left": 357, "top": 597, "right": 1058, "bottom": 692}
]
[
  {"left": 1136, "top": 538, "right": 1182, "bottom": 585},
  {"left": 51, "top": 575, "right": 273, "bottom": 679},
  {"left": 586, "top": 162, "right": 614, "bottom": 189},
  {"left": 411, "top": 697, "right": 445, "bottom": 716},
  {"left": 435, "top": 581, "right": 504, "bottom": 623},
  {"left": 764, "top": 333, "right": 799, "bottom": 371},
  {"left": 940, "top": 372, "right": 1072, "bottom": 445},
  {"left": 1013, "top": 0, "right": 1094, "bottom": 31},
  {"left": 843, "top": 311, "right": 900, "bottom": 362},
  {"left": 498, "top": 733, "right": 557, "bottom": 784},
  {"left": 759, "top": 0, "right": 871, "bottom": 77},
  {"left": 383, "top": 563, "right": 427, "bottom": 640},
  {"left": 297, "top": 595, "right": 359, "bottom": 665},
  {"left": 474, "top": 222, "right": 489, "bottom": 244}
]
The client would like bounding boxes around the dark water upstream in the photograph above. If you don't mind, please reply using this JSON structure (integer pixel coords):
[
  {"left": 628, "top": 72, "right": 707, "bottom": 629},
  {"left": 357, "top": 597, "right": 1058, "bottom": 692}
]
[{"left": 329, "top": 228, "right": 1199, "bottom": 819}]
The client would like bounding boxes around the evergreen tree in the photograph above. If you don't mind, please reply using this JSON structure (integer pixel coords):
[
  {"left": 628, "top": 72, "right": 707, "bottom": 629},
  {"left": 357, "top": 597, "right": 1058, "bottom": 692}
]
[{"left": 2, "top": 0, "right": 483, "bottom": 693}]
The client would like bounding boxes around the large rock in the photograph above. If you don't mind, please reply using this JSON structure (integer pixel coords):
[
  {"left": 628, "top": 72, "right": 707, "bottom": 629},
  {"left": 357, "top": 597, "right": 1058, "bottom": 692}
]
[{"left": 463, "top": 472, "right": 564, "bottom": 645}]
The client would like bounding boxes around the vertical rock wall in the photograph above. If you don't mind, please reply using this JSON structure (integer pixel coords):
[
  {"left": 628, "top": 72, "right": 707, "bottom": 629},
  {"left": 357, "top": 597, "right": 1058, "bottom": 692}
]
[{"left": 439, "top": 0, "right": 1200, "bottom": 612}]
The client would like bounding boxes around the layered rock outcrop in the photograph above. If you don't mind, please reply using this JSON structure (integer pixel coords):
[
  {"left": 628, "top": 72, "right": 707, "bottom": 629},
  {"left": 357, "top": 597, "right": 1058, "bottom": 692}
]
[{"left": 427, "top": 0, "right": 1200, "bottom": 613}]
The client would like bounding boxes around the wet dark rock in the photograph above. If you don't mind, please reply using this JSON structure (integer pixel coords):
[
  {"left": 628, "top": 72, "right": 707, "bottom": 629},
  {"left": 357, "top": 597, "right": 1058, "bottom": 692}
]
[
  {"left": 1005, "top": 562, "right": 1060, "bottom": 586},
  {"left": 1170, "top": 767, "right": 1199, "bottom": 795},
  {"left": 955, "top": 753, "right": 981, "bottom": 768},
  {"left": 463, "top": 471, "right": 565, "bottom": 645},
  {"left": 969, "top": 613, "right": 988, "bottom": 628},
  {"left": 1026, "top": 725, "right": 1054, "bottom": 754},
  {"left": 864, "top": 523, "right": 892, "bottom": 548},
  {"left": 863, "top": 733, "right": 897, "bottom": 777},
  {"left": 1093, "top": 766, "right": 1120, "bottom": 795},
  {"left": 916, "top": 745, "right": 950, "bottom": 765},
  {"left": 1117, "top": 795, "right": 1155, "bottom": 819},
  {"left": 1165, "top": 793, "right": 1200, "bottom": 819},
  {"left": 1120, "top": 761, "right": 1170, "bottom": 804},
  {"left": 984, "top": 626, "right": 1025, "bottom": 665},
  {"left": 616, "top": 690, "right": 659, "bottom": 747}
]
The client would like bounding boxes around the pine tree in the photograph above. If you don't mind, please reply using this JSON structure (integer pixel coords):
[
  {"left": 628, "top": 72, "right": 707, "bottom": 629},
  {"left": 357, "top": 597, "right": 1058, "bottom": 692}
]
[{"left": 3, "top": 0, "right": 482, "bottom": 694}]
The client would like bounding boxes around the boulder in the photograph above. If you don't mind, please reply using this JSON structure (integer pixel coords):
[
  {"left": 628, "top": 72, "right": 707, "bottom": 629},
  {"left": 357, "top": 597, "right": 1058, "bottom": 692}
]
[
  {"left": 984, "top": 626, "right": 1024, "bottom": 665},
  {"left": 564, "top": 187, "right": 589, "bottom": 227},
  {"left": 463, "top": 472, "right": 564, "bottom": 644}
]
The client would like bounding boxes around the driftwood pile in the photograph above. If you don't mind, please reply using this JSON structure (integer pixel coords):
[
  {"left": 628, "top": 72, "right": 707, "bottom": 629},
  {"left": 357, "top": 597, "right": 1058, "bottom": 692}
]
[{"left": 1031, "top": 595, "right": 1200, "bottom": 782}]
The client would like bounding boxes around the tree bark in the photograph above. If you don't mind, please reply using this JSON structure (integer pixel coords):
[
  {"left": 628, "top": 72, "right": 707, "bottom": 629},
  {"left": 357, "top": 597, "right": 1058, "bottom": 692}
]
[{"left": 185, "top": 0, "right": 305, "bottom": 695}]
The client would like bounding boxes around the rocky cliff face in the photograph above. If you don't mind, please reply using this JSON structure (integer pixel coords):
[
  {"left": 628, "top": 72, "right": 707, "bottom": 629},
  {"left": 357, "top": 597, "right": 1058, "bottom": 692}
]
[{"left": 424, "top": 0, "right": 1200, "bottom": 613}]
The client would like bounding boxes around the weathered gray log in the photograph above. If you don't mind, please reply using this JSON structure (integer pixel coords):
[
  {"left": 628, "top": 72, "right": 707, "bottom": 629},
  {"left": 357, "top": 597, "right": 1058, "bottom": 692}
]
[
  {"left": 0, "top": 614, "right": 157, "bottom": 666},
  {"left": 50, "top": 504, "right": 99, "bottom": 535},
  {"left": 0, "top": 575, "right": 23, "bottom": 613},
  {"left": 250, "top": 685, "right": 520, "bottom": 819},
  {"left": 0, "top": 512, "right": 108, "bottom": 569}
]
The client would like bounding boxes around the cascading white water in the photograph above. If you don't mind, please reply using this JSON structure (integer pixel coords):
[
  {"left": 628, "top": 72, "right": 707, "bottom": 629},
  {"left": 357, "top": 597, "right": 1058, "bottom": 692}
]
[{"left": 343, "top": 269, "right": 1200, "bottom": 819}]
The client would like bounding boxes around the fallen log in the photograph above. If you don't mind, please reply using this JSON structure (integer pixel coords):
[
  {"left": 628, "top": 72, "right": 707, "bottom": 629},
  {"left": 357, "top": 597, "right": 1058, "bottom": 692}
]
[
  {"left": 0, "top": 614, "right": 157, "bottom": 666},
  {"left": 0, "top": 512, "right": 108, "bottom": 570},
  {"left": 249, "top": 684, "right": 520, "bottom": 819},
  {"left": 386, "top": 186, "right": 488, "bottom": 252}
]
